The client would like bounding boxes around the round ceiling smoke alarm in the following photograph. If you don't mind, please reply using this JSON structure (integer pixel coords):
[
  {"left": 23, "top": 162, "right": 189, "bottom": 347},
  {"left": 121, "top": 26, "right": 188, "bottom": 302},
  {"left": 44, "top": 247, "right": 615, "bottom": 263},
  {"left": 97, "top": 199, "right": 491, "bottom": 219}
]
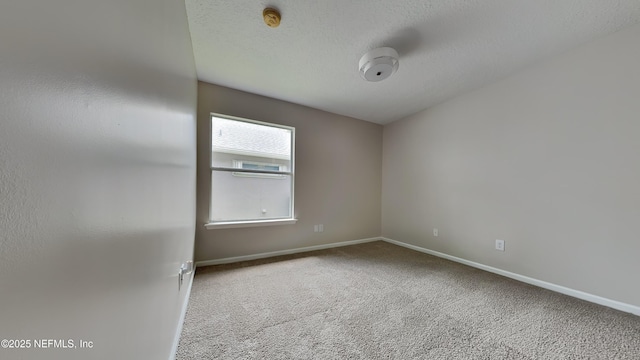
[{"left": 358, "top": 47, "right": 399, "bottom": 82}]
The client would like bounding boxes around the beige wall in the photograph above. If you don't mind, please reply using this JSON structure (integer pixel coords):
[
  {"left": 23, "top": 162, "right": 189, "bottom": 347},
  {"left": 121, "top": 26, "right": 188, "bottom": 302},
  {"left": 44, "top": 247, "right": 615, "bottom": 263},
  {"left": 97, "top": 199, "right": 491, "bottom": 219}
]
[
  {"left": 0, "top": 1, "right": 197, "bottom": 359},
  {"left": 382, "top": 23, "right": 640, "bottom": 307},
  {"left": 196, "top": 82, "right": 382, "bottom": 262}
]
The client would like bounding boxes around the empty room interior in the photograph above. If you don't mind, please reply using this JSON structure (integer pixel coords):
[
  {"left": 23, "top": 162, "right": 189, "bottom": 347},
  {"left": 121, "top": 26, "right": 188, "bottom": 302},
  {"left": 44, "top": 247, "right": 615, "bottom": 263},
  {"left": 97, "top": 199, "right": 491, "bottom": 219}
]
[{"left": 1, "top": 1, "right": 640, "bottom": 359}]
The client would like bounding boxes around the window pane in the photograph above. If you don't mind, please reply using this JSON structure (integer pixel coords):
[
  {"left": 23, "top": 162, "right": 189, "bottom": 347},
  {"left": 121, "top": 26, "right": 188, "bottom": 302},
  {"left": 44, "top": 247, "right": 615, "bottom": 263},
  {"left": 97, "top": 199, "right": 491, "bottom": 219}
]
[
  {"left": 241, "top": 163, "right": 280, "bottom": 171},
  {"left": 211, "top": 116, "right": 291, "bottom": 170},
  {"left": 210, "top": 170, "right": 292, "bottom": 222}
]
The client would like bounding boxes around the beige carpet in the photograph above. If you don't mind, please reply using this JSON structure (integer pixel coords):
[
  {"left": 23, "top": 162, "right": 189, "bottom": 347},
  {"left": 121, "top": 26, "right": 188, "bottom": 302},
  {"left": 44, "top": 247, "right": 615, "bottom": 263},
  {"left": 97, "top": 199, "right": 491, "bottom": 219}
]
[{"left": 177, "top": 241, "right": 640, "bottom": 359}]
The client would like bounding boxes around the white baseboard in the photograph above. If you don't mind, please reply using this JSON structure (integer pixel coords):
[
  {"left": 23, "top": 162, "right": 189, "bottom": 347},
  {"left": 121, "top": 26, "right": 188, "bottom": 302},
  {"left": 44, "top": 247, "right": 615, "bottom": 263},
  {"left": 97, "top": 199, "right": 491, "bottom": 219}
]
[
  {"left": 381, "top": 237, "right": 640, "bottom": 316},
  {"left": 195, "top": 237, "right": 382, "bottom": 268},
  {"left": 169, "top": 270, "right": 195, "bottom": 360}
]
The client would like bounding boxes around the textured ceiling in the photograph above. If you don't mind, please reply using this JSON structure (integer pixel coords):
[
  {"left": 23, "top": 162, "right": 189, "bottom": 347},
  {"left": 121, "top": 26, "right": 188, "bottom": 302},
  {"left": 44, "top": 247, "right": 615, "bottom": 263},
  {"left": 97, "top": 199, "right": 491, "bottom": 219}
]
[{"left": 185, "top": 1, "right": 640, "bottom": 124}]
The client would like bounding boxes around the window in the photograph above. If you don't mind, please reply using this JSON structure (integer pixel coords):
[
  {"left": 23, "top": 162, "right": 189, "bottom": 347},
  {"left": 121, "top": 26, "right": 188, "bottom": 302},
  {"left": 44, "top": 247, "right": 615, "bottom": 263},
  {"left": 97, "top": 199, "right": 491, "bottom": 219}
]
[{"left": 207, "top": 113, "right": 295, "bottom": 228}]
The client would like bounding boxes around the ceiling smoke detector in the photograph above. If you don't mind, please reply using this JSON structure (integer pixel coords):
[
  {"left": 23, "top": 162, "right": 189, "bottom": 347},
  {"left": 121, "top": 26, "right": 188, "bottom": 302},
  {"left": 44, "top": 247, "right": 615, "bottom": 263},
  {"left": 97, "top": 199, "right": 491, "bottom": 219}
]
[{"left": 359, "top": 47, "right": 399, "bottom": 82}]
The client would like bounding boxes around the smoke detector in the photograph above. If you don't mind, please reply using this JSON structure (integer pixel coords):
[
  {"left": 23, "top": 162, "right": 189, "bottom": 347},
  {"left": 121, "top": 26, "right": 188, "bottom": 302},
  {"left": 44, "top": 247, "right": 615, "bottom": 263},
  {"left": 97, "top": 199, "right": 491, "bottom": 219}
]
[{"left": 359, "top": 47, "right": 399, "bottom": 82}]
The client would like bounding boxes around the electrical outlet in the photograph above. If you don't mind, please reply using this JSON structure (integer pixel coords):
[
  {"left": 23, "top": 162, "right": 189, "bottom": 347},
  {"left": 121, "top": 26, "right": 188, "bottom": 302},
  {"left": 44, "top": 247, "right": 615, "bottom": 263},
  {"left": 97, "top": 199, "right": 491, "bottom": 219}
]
[
  {"left": 495, "top": 239, "right": 505, "bottom": 251},
  {"left": 433, "top": 228, "right": 438, "bottom": 237}
]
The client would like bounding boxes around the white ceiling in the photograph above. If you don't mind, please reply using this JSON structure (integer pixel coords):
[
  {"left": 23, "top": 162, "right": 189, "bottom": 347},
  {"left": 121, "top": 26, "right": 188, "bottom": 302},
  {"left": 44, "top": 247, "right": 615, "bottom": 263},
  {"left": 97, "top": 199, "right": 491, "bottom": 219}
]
[{"left": 185, "top": 1, "right": 640, "bottom": 125}]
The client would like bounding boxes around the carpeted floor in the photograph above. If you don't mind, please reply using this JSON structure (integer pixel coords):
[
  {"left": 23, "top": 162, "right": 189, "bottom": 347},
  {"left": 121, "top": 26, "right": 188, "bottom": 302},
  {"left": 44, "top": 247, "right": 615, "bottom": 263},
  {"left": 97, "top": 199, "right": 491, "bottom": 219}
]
[{"left": 176, "top": 241, "right": 640, "bottom": 359}]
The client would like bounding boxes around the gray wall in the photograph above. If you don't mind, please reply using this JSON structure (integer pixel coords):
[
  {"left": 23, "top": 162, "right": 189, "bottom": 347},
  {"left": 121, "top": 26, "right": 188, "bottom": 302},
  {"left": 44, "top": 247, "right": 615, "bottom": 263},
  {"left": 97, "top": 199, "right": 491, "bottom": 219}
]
[
  {"left": 0, "top": 1, "right": 197, "bottom": 359},
  {"left": 382, "top": 23, "right": 640, "bottom": 307},
  {"left": 196, "top": 82, "right": 382, "bottom": 261}
]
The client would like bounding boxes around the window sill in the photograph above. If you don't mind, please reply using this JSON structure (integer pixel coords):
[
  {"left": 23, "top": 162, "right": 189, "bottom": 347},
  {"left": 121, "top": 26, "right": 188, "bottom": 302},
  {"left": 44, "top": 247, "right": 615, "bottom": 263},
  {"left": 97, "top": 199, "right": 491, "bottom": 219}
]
[{"left": 204, "top": 218, "right": 298, "bottom": 230}]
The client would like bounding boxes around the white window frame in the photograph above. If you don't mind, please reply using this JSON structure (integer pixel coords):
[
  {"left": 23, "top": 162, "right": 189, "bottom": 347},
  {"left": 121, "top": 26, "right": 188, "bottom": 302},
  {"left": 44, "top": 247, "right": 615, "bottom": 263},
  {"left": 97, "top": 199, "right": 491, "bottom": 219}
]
[{"left": 205, "top": 113, "right": 296, "bottom": 229}]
